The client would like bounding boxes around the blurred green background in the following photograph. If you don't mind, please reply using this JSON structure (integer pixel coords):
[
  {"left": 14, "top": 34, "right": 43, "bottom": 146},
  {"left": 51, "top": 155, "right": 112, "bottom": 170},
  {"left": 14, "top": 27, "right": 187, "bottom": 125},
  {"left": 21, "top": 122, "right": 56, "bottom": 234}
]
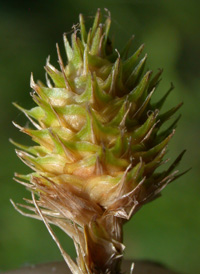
[{"left": 0, "top": 0, "right": 199, "bottom": 273}]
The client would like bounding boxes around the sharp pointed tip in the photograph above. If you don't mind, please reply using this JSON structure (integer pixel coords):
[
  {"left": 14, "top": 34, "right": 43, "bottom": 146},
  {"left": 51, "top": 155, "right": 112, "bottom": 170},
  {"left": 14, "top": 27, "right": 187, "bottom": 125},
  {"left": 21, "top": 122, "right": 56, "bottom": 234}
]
[
  {"left": 170, "top": 82, "right": 175, "bottom": 89},
  {"left": 172, "top": 128, "right": 176, "bottom": 135},
  {"left": 138, "top": 44, "right": 145, "bottom": 53},
  {"left": 14, "top": 172, "right": 18, "bottom": 177},
  {"left": 104, "top": 8, "right": 111, "bottom": 17},
  {"left": 12, "top": 102, "right": 23, "bottom": 111},
  {"left": 46, "top": 55, "right": 51, "bottom": 65},
  {"left": 10, "top": 199, "right": 15, "bottom": 205},
  {"left": 9, "top": 138, "right": 14, "bottom": 144},
  {"left": 79, "top": 13, "right": 84, "bottom": 21},
  {"left": 63, "top": 33, "right": 66, "bottom": 42},
  {"left": 15, "top": 149, "right": 23, "bottom": 158},
  {"left": 146, "top": 70, "right": 153, "bottom": 77},
  {"left": 12, "top": 101, "right": 17, "bottom": 107},
  {"left": 30, "top": 72, "right": 37, "bottom": 89},
  {"left": 115, "top": 48, "right": 120, "bottom": 59},
  {"left": 178, "top": 149, "right": 187, "bottom": 158},
  {"left": 12, "top": 121, "right": 20, "bottom": 129},
  {"left": 56, "top": 43, "right": 60, "bottom": 57},
  {"left": 159, "top": 68, "right": 164, "bottom": 73}
]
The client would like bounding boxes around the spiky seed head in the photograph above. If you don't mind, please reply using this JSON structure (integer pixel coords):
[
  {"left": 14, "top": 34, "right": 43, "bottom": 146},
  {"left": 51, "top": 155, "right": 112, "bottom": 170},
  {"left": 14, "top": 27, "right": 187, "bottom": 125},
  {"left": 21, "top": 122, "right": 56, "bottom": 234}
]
[{"left": 11, "top": 9, "right": 184, "bottom": 274}]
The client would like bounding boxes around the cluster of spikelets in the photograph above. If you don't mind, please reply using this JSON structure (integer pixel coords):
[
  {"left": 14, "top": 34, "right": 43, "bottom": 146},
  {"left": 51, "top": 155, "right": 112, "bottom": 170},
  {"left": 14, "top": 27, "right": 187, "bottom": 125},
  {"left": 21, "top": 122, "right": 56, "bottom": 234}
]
[{"left": 11, "top": 9, "right": 185, "bottom": 274}]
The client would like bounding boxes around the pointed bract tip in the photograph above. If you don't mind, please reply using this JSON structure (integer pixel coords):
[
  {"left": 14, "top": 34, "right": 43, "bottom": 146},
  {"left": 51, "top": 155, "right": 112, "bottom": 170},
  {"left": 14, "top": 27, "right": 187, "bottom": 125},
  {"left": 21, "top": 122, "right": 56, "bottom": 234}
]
[
  {"left": 12, "top": 121, "right": 23, "bottom": 131},
  {"left": 79, "top": 13, "right": 84, "bottom": 21},
  {"left": 30, "top": 72, "right": 37, "bottom": 90},
  {"left": 46, "top": 55, "right": 51, "bottom": 66},
  {"left": 104, "top": 8, "right": 111, "bottom": 18},
  {"left": 115, "top": 48, "right": 120, "bottom": 58},
  {"left": 9, "top": 138, "right": 15, "bottom": 145}
]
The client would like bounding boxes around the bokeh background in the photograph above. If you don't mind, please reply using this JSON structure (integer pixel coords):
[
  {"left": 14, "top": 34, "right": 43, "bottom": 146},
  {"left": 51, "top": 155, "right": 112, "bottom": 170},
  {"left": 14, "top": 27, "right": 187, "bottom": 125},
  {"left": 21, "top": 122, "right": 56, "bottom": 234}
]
[{"left": 0, "top": 0, "right": 199, "bottom": 273}]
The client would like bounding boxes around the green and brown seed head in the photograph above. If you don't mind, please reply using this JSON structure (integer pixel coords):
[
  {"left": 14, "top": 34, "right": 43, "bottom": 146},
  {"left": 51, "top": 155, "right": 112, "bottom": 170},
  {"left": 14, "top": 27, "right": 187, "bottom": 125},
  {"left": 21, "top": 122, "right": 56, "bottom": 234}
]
[{"left": 11, "top": 9, "right": 184, "bottom": 274}]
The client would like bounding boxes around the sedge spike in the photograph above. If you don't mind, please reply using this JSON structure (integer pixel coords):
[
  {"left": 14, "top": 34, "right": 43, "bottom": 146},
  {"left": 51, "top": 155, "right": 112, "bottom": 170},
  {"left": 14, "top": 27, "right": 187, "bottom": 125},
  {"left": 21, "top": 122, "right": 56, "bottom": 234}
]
[{"left": 11, "top": 9, "right": 184, "bottom": 274}]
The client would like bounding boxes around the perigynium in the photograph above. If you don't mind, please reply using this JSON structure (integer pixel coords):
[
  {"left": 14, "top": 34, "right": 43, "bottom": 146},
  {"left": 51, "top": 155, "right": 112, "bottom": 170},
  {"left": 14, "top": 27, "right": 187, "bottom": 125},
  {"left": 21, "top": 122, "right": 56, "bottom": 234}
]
[{"left": 11, "top": 9, "right": 186, "bottom": 274}]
